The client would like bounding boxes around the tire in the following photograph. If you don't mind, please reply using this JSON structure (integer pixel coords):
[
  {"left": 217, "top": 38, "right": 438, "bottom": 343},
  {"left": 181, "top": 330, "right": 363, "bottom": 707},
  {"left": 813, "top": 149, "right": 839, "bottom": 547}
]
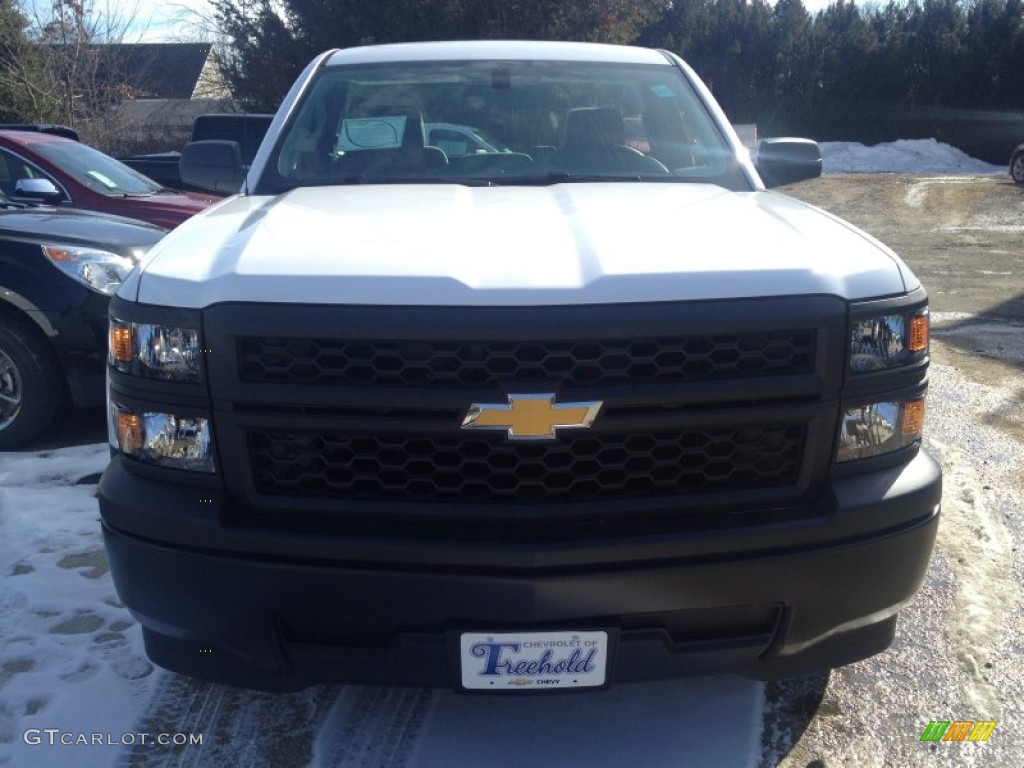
[
  {"left": 0, "top": 317, "right": 63, "bottom": 449},
  {"left": 1011, "top": 150, "right": 1024, "bottom": 185}
]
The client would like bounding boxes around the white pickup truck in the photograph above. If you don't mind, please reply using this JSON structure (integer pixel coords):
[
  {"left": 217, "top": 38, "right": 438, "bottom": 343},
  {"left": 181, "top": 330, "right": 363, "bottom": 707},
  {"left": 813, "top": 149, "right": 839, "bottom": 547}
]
[{"left": 99, "top": 40, "right": 940, "bottom": 692}]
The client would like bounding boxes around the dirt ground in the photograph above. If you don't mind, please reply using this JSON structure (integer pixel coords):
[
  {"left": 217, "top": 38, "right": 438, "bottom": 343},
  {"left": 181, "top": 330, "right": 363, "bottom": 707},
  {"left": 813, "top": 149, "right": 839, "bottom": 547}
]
[
  {"left": 762, "top": 174, "right": 1024, "bottom": 768},
  {"left": 789, "top": 174, "right": 1024, "bottom": 443},
  {"left": 790, "top": 174, "right": 1023, "bottom": 318}
]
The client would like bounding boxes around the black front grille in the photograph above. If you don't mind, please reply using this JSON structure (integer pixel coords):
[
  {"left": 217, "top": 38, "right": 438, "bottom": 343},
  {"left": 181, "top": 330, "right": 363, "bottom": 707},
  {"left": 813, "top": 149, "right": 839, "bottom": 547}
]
[
  {"left": 250, "top": 425, "right": 806, "bottom": 504},
  {"left": 238, "top": 331, "right": 815, "bottom": 388}
]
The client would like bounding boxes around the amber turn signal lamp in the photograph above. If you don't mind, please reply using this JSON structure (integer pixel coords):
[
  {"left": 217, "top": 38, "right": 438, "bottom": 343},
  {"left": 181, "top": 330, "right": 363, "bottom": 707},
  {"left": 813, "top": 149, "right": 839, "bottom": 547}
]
[
  {"left": 909, "top": 313, "right": 929, "bottom": 354},
  {"left": 115, "top": 410, "right": 143, "bottom": 454},
  {"left": 902, "top": 399, "right": 925, "bottom": 438},
  {"left": 109, "top": 322, "right": 133, "bottom": 365}
]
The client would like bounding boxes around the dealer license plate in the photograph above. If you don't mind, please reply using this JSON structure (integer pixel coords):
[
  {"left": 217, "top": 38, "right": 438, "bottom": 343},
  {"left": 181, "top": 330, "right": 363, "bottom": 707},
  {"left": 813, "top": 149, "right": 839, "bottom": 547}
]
[{"left": 459, "top": 630, "right": 608, "bottom": 690}]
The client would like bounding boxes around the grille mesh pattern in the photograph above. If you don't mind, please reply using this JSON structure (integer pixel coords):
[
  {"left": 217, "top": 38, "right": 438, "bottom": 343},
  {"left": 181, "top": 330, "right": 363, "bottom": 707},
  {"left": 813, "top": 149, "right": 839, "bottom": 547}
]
[
  {"left": 250, "top": 425, "right": 805, "bottom": 503},
  {"left": 238, "top": 332, "right": 815, "bottom": 388}
]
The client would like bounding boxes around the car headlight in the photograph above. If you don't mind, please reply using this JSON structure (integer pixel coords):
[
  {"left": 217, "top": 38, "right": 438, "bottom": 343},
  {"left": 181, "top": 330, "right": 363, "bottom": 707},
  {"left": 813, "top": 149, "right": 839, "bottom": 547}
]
[
  {"left": 109, "top": 319, "right": 202, "bottom": 382},
  {"left": 849, "top": 307, "right": 928, "bottom": 372},
  {"left": 111, "top": 403, "right": 215, "bottom": 472},
  {"left": 42, "top": 244, "right": 135, "bottom": 296},
  {"left": 837, "top": 397, "right": 925, "bottom": 462}
]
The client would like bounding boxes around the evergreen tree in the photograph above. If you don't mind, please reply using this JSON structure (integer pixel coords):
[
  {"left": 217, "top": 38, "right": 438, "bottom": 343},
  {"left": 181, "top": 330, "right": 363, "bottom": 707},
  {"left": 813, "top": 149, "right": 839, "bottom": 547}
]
[
  {"left": 963, "top": 0, "right": 1024, "bottom": 107},
  {"left": 208, "top": 0, "right": 1024, "bottom": 156},
  {"left": 212, "top": 0, "right": 665, "bottom": 109},
  {"left": 214, "top": 0, "right": 306, "bottom": 113},
  {"left": 769, "top": 0, "right": 813, "bottom": 129}
]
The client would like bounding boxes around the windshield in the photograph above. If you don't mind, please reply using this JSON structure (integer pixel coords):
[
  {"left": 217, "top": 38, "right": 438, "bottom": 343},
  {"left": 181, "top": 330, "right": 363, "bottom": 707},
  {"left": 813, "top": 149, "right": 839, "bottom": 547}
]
[
  {"left": 33, "top": 141, "right": 163, "bottom": 196},
  {"left": 264, "top": 58, "right": 746, "bottom": 192}
]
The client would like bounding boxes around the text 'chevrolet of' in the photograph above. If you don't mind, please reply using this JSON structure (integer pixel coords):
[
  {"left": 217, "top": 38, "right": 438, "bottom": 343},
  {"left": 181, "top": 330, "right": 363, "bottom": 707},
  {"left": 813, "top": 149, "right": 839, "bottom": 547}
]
[{"left": 98, "top": 40, "right": 941, "bottom": 692}]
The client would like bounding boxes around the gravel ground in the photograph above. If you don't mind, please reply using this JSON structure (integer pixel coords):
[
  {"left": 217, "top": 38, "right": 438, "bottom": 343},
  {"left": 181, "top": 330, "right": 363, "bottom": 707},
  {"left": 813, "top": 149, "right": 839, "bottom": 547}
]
[{"left": 761, "top": 175, "right": 1024, "bottom": 767}]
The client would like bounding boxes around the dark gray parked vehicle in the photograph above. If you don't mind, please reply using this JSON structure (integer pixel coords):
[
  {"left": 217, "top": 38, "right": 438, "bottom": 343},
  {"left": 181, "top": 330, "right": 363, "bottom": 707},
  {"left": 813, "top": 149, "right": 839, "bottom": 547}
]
[
  {"left": 1011, "top": 142, "right": 1024, "bottom": 184},
  {"left": 0, "top": 193, "right": 165, "bottom": 447}
]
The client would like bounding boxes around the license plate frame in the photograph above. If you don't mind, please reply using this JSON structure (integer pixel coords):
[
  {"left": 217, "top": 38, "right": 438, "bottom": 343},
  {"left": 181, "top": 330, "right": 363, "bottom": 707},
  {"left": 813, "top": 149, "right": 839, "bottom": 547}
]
[{"left": 459, "top": 630, "right": 609, "bottom": 691}]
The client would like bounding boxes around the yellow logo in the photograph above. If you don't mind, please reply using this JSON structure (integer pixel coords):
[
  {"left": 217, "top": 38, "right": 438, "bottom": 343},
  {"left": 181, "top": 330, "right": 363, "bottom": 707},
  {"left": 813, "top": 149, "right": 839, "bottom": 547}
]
[{"left": 461, "top": 394, "right": 602, "bottom": 440}]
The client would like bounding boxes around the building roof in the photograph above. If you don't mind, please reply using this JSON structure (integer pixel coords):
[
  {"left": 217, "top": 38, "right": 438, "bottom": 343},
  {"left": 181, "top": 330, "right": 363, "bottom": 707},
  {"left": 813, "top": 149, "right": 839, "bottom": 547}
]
[{"left": 103, "top": 43, "right": 221, "bottom": 99}]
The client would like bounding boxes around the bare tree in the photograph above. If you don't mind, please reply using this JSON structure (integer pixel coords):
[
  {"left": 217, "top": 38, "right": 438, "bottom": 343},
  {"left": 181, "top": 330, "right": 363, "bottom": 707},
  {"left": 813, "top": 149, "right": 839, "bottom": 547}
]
[
  {"left": 7, "top": 0, "right": 147, "bottom": 149},
  {"left": 0, "top": 0, "right": 59, "bottom": 121}
]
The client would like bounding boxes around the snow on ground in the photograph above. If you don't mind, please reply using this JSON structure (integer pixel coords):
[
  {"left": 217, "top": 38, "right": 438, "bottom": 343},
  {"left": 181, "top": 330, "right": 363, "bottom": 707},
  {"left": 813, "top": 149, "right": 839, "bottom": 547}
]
[
  {"left": 0, "top": 445, "right": 160, "bottom": 768},
  {"left": 820, "top": 138, "right": 1005, "bottom": 174},
  {"left": 0, "top": 450, "right": 765, "bottom": 767},
  {"left": 0, "top": 138, "right": 1008, "bottom": 766},
  {"left": 398, "top": 677, "right": 762, "bottom": 767}
]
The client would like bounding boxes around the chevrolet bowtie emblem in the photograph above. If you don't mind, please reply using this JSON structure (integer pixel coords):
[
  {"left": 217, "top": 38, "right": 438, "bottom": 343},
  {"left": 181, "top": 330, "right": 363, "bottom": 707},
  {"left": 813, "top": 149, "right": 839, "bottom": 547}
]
[{"left": 461, "top": 393, "right": 603, "bottom": 441}]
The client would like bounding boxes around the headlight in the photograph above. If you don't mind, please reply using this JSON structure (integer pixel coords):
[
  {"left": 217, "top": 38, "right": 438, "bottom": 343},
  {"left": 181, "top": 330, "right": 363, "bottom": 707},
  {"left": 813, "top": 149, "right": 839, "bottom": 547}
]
[
  {"left": 837, "top": 397, "right": 925, "bottom": 462},
  {"left": 849, "top": 308, "right": 928, "bottom": 372},
  {"left": 42, "top": 244, "right": 135, "bottom": 296},
  {"left": 111, "top": 403, "right": 215, "bottom": 472},
  {"left": 109, "top": 319, "right": 202, "bottom": 382}
]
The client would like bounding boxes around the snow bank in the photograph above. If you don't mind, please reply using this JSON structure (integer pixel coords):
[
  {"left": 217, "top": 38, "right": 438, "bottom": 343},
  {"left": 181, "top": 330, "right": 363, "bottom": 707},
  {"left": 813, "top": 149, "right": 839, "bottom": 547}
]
[{"left": 820, "top": 138, "right": 1005, "bottom": 174}]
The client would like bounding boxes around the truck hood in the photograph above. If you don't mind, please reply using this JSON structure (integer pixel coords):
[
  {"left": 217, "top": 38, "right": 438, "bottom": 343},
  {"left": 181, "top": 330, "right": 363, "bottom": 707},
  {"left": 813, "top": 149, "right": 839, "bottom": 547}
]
[{"left": 126, "top": 183, "right": 916, "bottom": 307}]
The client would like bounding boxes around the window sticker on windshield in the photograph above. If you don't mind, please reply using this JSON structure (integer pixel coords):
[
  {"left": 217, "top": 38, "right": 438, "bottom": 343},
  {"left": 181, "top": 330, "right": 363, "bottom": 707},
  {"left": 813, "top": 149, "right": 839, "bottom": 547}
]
[
  {"left": 336, "top": 116, "right": 408, "bottom": 152},
  {"left": 86, "top": 170, "right": 118, "bottom": 188},
  {"left": 649, "top": 84, "right": 676, "bottom": 99}
]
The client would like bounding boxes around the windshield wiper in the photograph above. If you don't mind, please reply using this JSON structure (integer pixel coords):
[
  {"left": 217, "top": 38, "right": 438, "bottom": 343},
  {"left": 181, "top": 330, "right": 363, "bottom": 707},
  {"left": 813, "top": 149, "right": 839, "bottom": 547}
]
[
  {"left": 489, "top": 172, "right": 682, "bottom": 186},
  {"left": 277, "top": 176, "right": 497, "bottom": 189},
  {"left": 266, "top": 172, "right": 683, "bottom": 194}
]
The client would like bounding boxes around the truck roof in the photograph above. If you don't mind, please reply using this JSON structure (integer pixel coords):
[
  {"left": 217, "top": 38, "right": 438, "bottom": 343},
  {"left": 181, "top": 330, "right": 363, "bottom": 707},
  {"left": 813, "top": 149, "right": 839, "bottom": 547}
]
[{"left": 325, "top": 40, "right": 672, "bottom": 67}]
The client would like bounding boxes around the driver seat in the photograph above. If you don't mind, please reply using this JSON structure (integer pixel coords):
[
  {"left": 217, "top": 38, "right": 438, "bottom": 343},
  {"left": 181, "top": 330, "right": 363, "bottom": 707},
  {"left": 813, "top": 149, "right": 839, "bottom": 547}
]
[{"left": 552, "top": 107, "right": 668, "bottom": 175}]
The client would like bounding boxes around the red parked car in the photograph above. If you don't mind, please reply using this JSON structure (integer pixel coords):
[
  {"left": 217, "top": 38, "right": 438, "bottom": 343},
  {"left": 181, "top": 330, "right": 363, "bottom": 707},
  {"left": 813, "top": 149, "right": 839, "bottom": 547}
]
[{"left": 0, "top": 130, "right": 218, "bottom": 228}]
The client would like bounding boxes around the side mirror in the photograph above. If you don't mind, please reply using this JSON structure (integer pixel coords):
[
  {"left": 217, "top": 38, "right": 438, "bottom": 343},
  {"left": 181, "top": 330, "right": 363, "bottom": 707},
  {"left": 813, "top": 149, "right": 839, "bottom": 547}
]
[
  {"left": 754, "top": 138, "right": 822, "bottom": 188},
  {"left": 13, "top": 177, "right": 63, "bottom": 203},
  {"left": 180, "top": 140, "right": 245, "bottom": 194}
]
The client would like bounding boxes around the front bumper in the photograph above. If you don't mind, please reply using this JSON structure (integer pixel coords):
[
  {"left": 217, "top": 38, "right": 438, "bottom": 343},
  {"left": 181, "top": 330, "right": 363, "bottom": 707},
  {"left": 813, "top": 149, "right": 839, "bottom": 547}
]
[{"left": 99, "top": 450, "right": 941, "bottom": 691}]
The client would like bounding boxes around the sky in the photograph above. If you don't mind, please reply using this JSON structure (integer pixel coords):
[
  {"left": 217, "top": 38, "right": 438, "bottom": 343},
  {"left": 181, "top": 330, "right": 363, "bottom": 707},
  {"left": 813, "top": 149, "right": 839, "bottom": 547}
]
[
  {"left": 119, "top": 0, "right": 217, "bottom": 43},
  {"left": 18, "top": 0, "right": 217, "bottom": 43}
]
